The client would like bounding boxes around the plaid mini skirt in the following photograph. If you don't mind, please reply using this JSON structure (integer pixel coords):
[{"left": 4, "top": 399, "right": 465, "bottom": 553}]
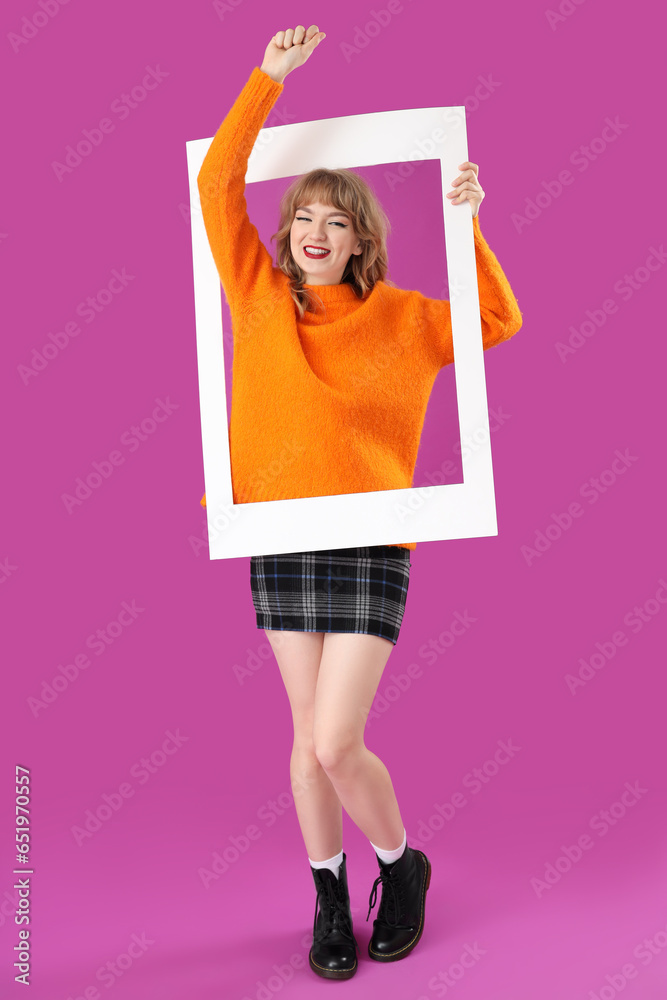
[{"left": 250, "top": 545, "right": 412, "bottom": 645}]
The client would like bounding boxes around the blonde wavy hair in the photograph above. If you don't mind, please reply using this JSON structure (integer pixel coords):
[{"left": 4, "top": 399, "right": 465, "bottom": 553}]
[{"left": 270, "top": 168, "right": 396, "bottom": 318}]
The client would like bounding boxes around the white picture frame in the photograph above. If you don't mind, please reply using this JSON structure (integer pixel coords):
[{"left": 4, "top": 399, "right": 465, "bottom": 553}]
[{"left": 186, "top": 102, "right": 497, "bottom": 559}]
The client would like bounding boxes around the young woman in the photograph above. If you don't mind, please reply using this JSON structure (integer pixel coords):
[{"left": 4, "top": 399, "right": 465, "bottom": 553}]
[{"left": 198, "top": 24, "right": 523, "bottom": 981}]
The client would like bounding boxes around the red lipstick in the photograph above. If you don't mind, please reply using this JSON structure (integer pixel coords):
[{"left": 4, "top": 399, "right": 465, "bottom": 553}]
[{"left": 303, "top": 246, "right": 331, "bottom": 259}]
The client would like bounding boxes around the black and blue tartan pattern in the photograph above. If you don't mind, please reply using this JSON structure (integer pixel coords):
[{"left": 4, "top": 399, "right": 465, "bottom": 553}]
[{"left": 250, "top": 545, "right": 412, "bottom": 645}]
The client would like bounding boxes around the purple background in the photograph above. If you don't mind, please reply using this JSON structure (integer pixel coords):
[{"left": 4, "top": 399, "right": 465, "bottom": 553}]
[{"left": 2, "top": 1, "right": 666, "bottom": 998}]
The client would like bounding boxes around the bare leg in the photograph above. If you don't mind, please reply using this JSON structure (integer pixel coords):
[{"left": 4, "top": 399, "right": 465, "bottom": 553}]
[
  {"left": 264, "top": 629, "right": 343, "bottom": 861},
  {"left": 312, "top": 632, "right": 405, "bottom": 852}
]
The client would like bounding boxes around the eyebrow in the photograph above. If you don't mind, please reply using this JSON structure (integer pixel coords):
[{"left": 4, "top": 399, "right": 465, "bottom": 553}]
[{"left": 295, "top": 206, "right": 350, "bottom": 219}]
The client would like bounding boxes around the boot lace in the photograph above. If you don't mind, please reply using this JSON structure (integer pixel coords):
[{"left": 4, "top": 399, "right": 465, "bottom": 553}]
[
  {"left": 312, "top": 876, "right": 359, "bottom": 952},
  {"left": 366, "top": 864, "right": 409, "bottom": 928}
]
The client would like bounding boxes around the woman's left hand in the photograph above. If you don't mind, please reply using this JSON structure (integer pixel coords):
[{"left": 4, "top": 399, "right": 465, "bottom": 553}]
[{"left": 446, "top": 162, "right": 484, "bottom": 218}]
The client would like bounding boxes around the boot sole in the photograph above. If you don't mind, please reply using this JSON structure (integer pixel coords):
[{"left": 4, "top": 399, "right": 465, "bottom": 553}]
[
  {"left": 368, "top": 850, "right": 431, "bottom": 962},
  {"left": 309, "top": 952, "right": 357, "bottom": 979}
]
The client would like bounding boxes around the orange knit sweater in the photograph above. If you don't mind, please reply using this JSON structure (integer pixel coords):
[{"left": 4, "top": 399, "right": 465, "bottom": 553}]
[{"left": 198, "top": 67, "right": 523, "bottom": 551}]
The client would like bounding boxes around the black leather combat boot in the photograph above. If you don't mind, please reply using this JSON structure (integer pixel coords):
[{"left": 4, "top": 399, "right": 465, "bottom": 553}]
[
  {"left": 366, "top": 845, "right": 431, "bottom": 961},
  {"left": 309, "top": 852, "right": 358, "bottom": 979}
]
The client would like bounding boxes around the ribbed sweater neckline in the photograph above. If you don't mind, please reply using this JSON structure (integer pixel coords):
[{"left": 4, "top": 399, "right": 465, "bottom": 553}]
[{"left": 302, "top": 281, "right": 360, "bottom": 302}]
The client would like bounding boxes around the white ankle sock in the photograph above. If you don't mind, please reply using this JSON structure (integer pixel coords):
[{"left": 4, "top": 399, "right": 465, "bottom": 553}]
[
  {"left": 370, "top": 828, "right": 407, "bottom": 865},
  {"left": 309, "top": 849, "right": 344, "bottom": 880}
]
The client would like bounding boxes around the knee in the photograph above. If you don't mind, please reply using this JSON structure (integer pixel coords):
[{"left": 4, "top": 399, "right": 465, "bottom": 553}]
[
  {"left": 291, "top": 739, "right": 321, "bottom": 776},
  {"left": 313, "top": 732, "right": 360, "bottom": 774}
]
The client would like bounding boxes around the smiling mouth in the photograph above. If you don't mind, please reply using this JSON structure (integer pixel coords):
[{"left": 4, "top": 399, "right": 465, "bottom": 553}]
[{"left": 303, "top": 246, "right": 331, "bottom": 259}]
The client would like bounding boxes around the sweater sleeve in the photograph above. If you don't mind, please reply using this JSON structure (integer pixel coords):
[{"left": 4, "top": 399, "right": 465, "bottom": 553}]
[
  {"left": 415, "top": 214, "right": 523, "bottom": 368},
  {"left": 197, "top": 66, "right": 285, "bottom": 315}
]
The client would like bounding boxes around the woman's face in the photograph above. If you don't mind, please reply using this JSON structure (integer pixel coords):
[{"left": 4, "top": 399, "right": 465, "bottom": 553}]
[{"left": 289, "top": 201, "right": 363, "bottom": 285}]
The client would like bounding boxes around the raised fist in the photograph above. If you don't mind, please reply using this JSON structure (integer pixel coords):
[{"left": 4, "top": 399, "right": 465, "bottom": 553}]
[{"left": 260, "top": 25, "right": 326, "bottom": 83}]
